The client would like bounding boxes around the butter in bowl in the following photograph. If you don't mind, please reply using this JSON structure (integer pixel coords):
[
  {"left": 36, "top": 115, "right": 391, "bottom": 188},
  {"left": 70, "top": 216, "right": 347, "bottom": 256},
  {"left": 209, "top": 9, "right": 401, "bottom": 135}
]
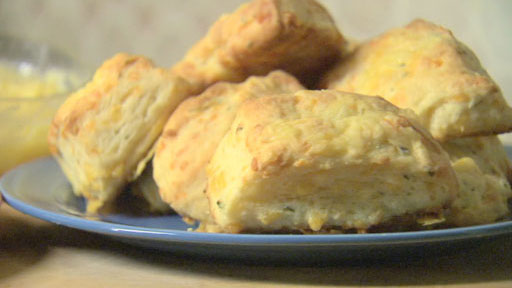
[{"left": 0, "top": 35, "right": 90, "bottom": 175}]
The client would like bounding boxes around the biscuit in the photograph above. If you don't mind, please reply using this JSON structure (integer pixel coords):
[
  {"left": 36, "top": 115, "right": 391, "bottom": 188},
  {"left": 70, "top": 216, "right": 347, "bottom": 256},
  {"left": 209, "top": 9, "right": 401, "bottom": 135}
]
[
  {"left": 321, "top": 19, "right": 512, "bottom": 141},
  {"left": 442, "top": 136, "right": 512, "bottom": 226},
  {"left": 129, "top": 162, "right": 171, "bottom": 213},
  {"left": 172, "top": 0, "right": 345, "bottom": 89},
  {"left": 153, "top": 70, "right": 303, "bottom": 226},
  {"left": 207, "top": 90, "right": 458, "bottom": 233},
  {"left": 48, "top": 53, "right": 195, "bottom": 212}
]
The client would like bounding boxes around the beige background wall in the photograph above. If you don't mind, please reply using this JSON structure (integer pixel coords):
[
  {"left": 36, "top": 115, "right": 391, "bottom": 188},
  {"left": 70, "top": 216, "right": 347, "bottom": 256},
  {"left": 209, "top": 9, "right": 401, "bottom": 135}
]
[{"left": 1, "top": 0, "right": 511, "bottom": 99}]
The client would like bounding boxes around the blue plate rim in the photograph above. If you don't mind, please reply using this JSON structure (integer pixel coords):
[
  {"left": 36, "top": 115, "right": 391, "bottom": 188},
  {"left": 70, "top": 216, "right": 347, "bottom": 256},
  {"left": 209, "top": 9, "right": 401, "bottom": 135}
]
[{"left": 2, "top": 157, "right": 512, "bottom": 247}]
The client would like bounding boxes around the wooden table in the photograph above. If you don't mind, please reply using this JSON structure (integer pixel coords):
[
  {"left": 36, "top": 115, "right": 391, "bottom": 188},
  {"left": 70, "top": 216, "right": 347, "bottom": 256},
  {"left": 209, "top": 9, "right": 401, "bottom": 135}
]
[{"left": 1, "top": 204, "right": 511, "bottom": 288}]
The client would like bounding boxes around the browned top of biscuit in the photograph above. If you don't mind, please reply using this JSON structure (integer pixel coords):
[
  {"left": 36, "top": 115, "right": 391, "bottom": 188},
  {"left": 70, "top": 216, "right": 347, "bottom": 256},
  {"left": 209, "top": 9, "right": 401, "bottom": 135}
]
[{"left": 172, "top": 0, "right": 345, "bottom": 89}]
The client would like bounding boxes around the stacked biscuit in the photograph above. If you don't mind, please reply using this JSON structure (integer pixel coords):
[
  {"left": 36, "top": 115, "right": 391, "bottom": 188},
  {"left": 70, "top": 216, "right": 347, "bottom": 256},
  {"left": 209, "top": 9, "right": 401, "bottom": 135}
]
[
  {"left": 320, "top": 19, "right": 512, "bottom": 228},
  {"left": 48, "top": 0, "right": 512, "bottom": 233}
]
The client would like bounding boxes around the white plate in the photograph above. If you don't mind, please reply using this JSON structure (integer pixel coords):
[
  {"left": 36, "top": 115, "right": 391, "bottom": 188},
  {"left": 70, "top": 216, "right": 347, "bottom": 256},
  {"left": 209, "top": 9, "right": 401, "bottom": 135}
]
[{"left": 1, "top": 157, "right": 512, "bottom": 262}]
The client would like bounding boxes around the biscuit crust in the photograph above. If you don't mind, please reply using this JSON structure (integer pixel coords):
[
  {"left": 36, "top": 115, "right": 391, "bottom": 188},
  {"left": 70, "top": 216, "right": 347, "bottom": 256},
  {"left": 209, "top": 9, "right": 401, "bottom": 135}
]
[
  {"left": 153, "top": 71, "right": 303, "bottom": 225},
  {"left": 207, "top": 90, "right": 458, "bottom": 233},
  {"left": 322, "top": 19, "right": 512, "bottom": 141},
  {"left": 48, "top": 53, "right": 194, "bottom": 212},
  {"left": 172, "top": 0, "right": 345, "bottom": 89}
]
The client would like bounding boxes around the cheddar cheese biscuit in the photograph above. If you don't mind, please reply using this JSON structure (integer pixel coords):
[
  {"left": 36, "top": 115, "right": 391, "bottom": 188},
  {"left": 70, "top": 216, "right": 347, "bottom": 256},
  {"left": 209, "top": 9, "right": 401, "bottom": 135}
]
[
  {"left": 442, "top": 136, "right": 512, "bottom": 226},
  {"left": 172, "top": 0, "right": 345, "bottom": 89},
  {"left": 322, "top": 19, "right": 512, "bottom": 141},
  {"left": 207, "top": 90, "right": 458, "bottom": 233},
  {"left": 129, "top": 162, "right": 171, "bottom": 213},
  {"left": 153, "top": 71, "right": 303, "bottom": 227},
  {"left": 49, "top": 53, "right": 195, "bottom": 212}
]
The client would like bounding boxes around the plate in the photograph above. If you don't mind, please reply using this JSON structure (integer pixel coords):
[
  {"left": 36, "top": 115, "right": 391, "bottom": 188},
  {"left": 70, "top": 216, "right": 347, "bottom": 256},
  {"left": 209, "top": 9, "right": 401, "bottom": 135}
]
[{"left": 2, "top": 156, "right": 512, "bottom": 262}]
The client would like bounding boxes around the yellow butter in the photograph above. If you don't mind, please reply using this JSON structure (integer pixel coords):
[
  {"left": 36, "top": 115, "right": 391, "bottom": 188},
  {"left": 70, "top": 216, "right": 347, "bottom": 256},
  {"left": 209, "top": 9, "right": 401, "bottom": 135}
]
[{"left": 0, "top": 63, "right": 70, "bottom": 174}]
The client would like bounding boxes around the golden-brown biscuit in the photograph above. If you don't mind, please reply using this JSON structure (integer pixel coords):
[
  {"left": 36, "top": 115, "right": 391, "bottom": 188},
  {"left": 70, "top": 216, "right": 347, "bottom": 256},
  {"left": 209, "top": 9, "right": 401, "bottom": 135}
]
[
  {"left": 153, "top": 70, "right": 303, "bottom": 227},
  {"left": 172, "top": 0, "right": 345, "bottom": 89},
  {"left": 207, "top": 90, "right": 458, "bottom": 233},
  {"left": 48, "top": 53, "right": 195, "bottom": 212},
  {"left": 321, "top": 19, "right": 512, "bottom": 141},
  {"left": 442, "top": 136, "right": 512, "bottom": 226}
]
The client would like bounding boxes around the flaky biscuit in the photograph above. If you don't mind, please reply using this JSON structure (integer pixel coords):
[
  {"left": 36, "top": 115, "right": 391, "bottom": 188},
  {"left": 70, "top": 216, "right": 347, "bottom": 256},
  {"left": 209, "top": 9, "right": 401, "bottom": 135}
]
[
  {"left": 321, "top": 19, "right": 512, "bottom": 141},
  {"left": 207, "top": 90, "right": 458, "bottom": 233},
  {"left": 442, "top": 136, "right": 512, "bottom": 226},
  {"left": 48, "top": 53, "right": 195, "bottom": 212},
  {"left": 172, "top": 0, "right": 345, "bottom": 89},
  {"left": 153, "top": 71, "right": 303, "bottom": 226}
]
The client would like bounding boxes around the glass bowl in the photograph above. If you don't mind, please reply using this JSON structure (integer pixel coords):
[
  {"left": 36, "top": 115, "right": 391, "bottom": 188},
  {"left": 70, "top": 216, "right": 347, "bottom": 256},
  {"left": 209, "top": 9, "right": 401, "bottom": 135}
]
[{"left": 0, "top": 35, "right": 90, "bottom": 175}]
